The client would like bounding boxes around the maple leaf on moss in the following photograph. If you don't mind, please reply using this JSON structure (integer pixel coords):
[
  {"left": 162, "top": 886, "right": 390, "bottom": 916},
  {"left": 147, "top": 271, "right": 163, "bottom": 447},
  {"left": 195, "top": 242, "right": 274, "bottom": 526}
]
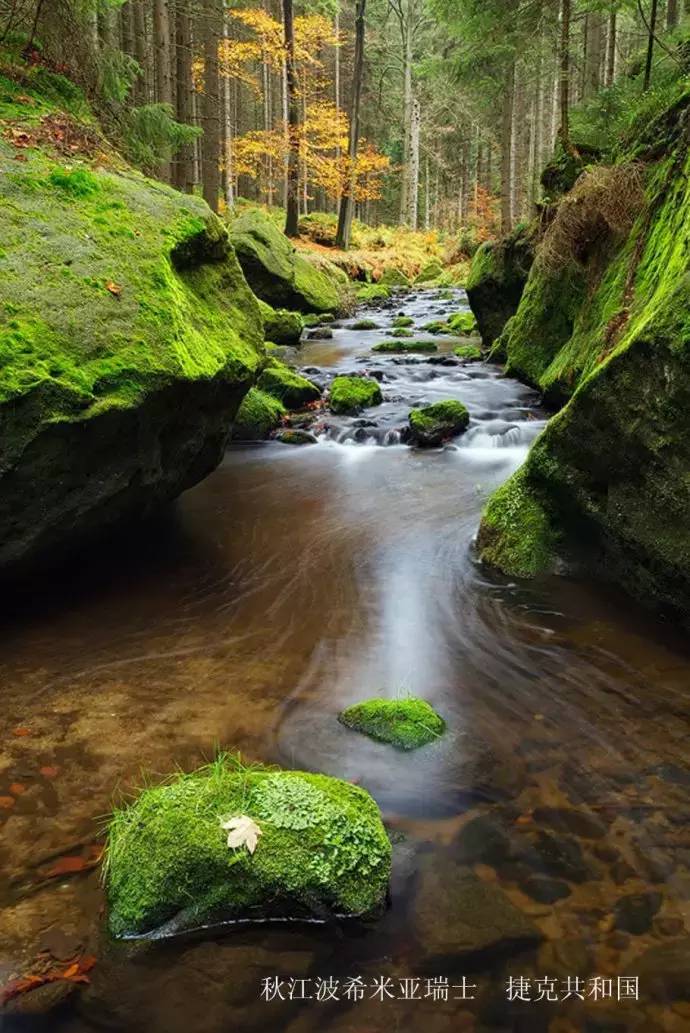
[{"left": 220, "top": 815, "right": 262, "bottom": 854}]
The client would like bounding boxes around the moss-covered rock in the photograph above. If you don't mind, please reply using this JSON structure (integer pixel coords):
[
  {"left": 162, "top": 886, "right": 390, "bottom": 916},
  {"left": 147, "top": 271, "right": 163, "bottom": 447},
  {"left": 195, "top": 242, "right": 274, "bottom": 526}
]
[
  {"left": 421, "top": 320, "right": 451, "bottom": 335},
  {"left": 448, "top": 311, "right": 478, "bottom": 335},
  {"left": 380, "top": 266, "right": 410, "bottom": 287},
  {"left": 478, "top": 112, "right": 690, "bottom": 621},
  {"left": 372, "top": 339, "right": 437, "bottom": 354},
  {"left": 351, "top": 318, "right": 380, "bottom": 331},
  {"left": 232, "top": 389, "right": 285, "bottom": 441},
  {"left": 389, "top": 327, "right": 414, "bottom": 338},
  {"left": 275, "top": 429, "right": 318, "bottom": 445},
  {"left": 257, "top": 299, "right": 304, "bottom": 346},
  {"left": 414, "top": 260, "right": 445, "bottom": 284},
  {"left": 338, "top": 697, "right": 445, "bottom": 750},
  {"left": 356, "top": 283, "right": 390, "bottom": 303},
  {"left": 329, "top": 375, "right": 383, "bottom": 414},
  {"left": 105, "top": 757, "right": 391, "bottom": 937},
  {"left": 466, "top": 224, "right": 536, "bottom": 348},
  {"left": 408, "top": 400, "right": 470, "bottom": 447},
  {"left": 229, "top": 209, "right": 344, "bottom": 313},
  {"left": 0, "top": 72, "right": 263, "bottom": 570},
  {"left": 256, "top": 360, "right": 321, "bottom": 409},
  {"left": 454, "top": 344, "right": 483, "bottom": 362},
  {"left": 392, "top": 315, "right": 414, "bottom": 328}
]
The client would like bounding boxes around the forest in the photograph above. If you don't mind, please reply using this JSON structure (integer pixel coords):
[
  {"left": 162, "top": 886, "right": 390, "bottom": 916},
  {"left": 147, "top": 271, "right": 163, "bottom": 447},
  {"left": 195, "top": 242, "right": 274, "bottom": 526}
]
[{"left": 1, "top": 1, "right": 690, "bottom": 1031}]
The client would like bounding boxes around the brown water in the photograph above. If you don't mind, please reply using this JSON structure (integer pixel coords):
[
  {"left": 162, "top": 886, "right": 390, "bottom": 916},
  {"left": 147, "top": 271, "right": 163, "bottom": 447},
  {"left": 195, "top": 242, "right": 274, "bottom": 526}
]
[{"left": 2, "top": 289, "right": 690, "bottom": 1033}]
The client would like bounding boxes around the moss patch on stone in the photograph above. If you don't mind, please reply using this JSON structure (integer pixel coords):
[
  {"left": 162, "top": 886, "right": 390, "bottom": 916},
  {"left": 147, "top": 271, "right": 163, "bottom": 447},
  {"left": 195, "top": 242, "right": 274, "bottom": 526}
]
[
  {"left": 372, "top": 339, "right": 437, "bottom": 354},
  {"left": 454, "top": 344, "right": 482, "bottom": 362},
  {"left": 448, "top": 311, "right": 478, "bottom": 335},
  {"left": 477, "top": 467, "right": 559, "bottom": 578},
  {"left": 232, "top": 388, "right": 286, "bottom": 441},
  {"left": 466, "top": 224, "right": 536, "bottom": 348},
  {"left": 338, "top": 697, "right": 445, "bottom": 750},
  {"left": 392, "top": 315, "right": 414, "bottom": 328},
  {"left": 414, "top": 261, "right": 444, "bottom": 284},
  {"left": 380, "top": 267, "right": 410, "bottom": 287},
  {"left": 408, "top": 400, "right": 470, "bottom": 447},
  {"left": 356, "top": 283, "right": 390, "bottom": 303},
  {"left": 105, "top": 756, "right": 392, "bottom": 937},
  {"left": 256, "top": 360, "right": 321, "bottom": 409},
  {"left": 351, "top": 319, "right": 380, "bottom": 330},
  {"left": 329, "top": 375, "right": 383, "bottom": 414},
  {"left": 257, "top": 299, "right": 304, "bottom": 346}
]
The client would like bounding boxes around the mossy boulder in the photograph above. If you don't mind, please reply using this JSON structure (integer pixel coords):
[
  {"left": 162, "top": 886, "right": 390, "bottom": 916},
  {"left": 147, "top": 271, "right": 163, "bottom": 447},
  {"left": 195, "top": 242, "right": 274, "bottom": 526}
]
[
  {"left": 329, "top": 375, "right": 383, "bottom": 414},
  {"left": 338, "top": 697, "right": 445, "bottom": 750},
  {"left": 454, "top": 343, "right": 483, "bottom": 362},
  {"left": 414, "top": 260, "right": 445, "bottom": 284},
  {"left": 408, "top": 400, "right": 470, "bottom": 447},
  {"left": 392, "top": 315, "right": 414, "bottom": 328},
  {"left": 448, "top": 311, "right": 478, "bottom": 335},
  {"left": 229, "top": 209, "right": 343, "bottom": 314},
  {"left": 232, "top": 388, "right": 285, "bottom": 441},
  {"left": 372, "top": 339, "right": 437, "bottom": 354},
  {"left": 380, "top": 267, "right": 410, "bottom": 287},
  {"left": 356, "top": 283, "right": 390, "bottom": 303},
  {"left": 478, "top": 109, "right": 690, "bottom": 621},
  {"left": 0, "top": 73, "right": 263, "bottom": 570},
  {"left": 276, "top": 429, "right": 318, "bottom": 445},
  {"left": 351, "top": 318, "right": 380, "bottom": 331},
  {"left": 257, "top": 299, "right": 304, "bottom": 346},
  {"left": 105, "top": 758, "right": 392, "bottom": 937},
  {"left": 256, "top": 360, "right": 321, "bottom": 409},
  {"left": 421, "top": 320, "right": 451, "bottom": 335},
  {"left": 466, "top": 224, "right": 536, "bottom": 348},
  {"left": 389, "top": 327, "right": 414, "bottom": 339}
]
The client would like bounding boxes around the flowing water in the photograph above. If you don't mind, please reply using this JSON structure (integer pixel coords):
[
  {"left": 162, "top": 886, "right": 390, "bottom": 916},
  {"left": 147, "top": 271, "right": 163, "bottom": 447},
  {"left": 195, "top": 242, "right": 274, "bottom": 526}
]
[{"left": 2, "top": 289, "right": 690, "bottom": 1033}]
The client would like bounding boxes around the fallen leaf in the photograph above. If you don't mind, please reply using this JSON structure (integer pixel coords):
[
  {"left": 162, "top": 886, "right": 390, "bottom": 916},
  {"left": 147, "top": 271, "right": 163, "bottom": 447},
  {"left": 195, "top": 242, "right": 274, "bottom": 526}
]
[
  {"left": 12, "top": 727, "right": 31, "bottom": 737},
  {"left": 220, "top": 814, "right": 262, "bottom": 854},
  {"left": 105, "top": 280, "right": 122, "bottom": 297},
  {"left": 9, "top": 783, "right": 26, "bottom": 795},
  {"left": 14, "top": 153, "right": 28, "bottom": 162},
  {"left": 41, "top": 850, "right": 101, "bottom": 879},
  {"left": 40, "top": 765, "right": 59, "bottom": 778},
  {"left": 0, "top": 796, "right": 15, "bottom": 810}
]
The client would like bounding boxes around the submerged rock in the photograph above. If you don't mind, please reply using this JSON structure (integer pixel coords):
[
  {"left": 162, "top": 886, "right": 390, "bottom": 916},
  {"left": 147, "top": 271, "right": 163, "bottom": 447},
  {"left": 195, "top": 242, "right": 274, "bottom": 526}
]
[
  {"left": 106, "top": 759, "right": 392, "bottom": 938},
  {"left": 338, "top": 697, "right": 445, "bottom": 750},
  {"left": 408, "top": 400, "right": 470, "bottom": 447},
  {"left": 416, "top": 862, "right": 542, "bottom": 964},
  {"left": 229, "top": 210, "right": 345, "bottom": 314},
  {"left": 614, "top": 891, "right": 662, "bottom": 935},
  {"left": 329, "top": 375, "right": 383, "bottom": 414},
  {"left": 0, "top": 81, "right": 263, "bottom": 571}
]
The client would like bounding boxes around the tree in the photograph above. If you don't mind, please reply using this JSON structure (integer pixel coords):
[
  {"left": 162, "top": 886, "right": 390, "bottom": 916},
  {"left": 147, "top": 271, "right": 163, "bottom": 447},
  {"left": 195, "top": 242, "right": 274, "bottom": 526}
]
[
  {"left": 283, "top": 0, "right": 300, "bottom": 236},
  {"left": 644, "top": 0, "right": 660, "bottom": 89},
  {"left": 201, "top": 0, "right": 222, "bottom": 211},
  {"left": 336, "top": 0, "right": 367, "bottom": 248},
  {"left": 559, "top": 0, "right": 572, "bottom": 150}
]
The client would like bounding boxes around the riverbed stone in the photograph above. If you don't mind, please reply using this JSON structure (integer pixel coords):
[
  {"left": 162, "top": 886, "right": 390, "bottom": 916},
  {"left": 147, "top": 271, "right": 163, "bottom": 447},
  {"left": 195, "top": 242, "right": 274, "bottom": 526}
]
[
  {"left": 532, "top": 806, "right": 607, "bottom": 840},
  {"left": 519, "top": 875, "right": 571, "bottom": 904},
  {"left": 329, "top": 375, "right": 383, "bottom": 414},
  {"left": 630, "top": 937, "right": 690, "bottom": 1000},
  {"left": 455, "top": 813, "right": 512, "bottom": 866},
  {"left": 408, "top": 400, "right": 470, "bottom": 447},
  {"left": 338, "top": 697, "right": 445, "bottom": 750},
  {"left": 519, "top": 829, "right": 593, "bottom": 884},
  {"left": 415, "top": 862, "right": 542, "bottom": 964},
  {"left": 613, "top": 891, "right": 662, "bottom": 935}
]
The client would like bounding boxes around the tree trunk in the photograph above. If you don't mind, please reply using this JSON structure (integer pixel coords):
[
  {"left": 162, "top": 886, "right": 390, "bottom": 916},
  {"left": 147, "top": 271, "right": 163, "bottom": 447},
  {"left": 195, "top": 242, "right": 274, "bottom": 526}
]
[
  {"left": 334, "top": 1, "right": 341, "bottom": 204},
  {"left": 399, "top": 13, "right": 413, "bottom": 222},
  {"left": 201, "top": 0, "right": 222, "bottom": 212},
  {"left": 584, "top": 10, "right": 604, "bottom": 98},
  {"left": 606, "top": 11, "right": 617, "bottom": 87},
  {"left": 121, "top": 1, "right": 135, "bottom": 59},
  {"left": 153, "top": 0, "right": 172, "bottom": 181},
  {"left": 667, "top": 0, "right": 680, "bottom": 30},
  {"left": 133, "top": 0, "right": 150, "bottom": 104},
  {"left": 336, "top": 0, "right": 366, "bottom": 249},
  {"left": 559, "top": 0, "right": 571, "bottom": 150},
  {"left": 500, "top": 59, "right": 515, "bottom": 234},
  {"left": 175, "top": 1, "right": 194, "bottom": 193},
  {"left": 283, "top": 0, "right": 300, "bottom": 237},
  {"left": 405, "top": 95, "right": 420, "bottom": 228},
  {"left": 644, "top": 0, "right": 659, "bottom": 91}
]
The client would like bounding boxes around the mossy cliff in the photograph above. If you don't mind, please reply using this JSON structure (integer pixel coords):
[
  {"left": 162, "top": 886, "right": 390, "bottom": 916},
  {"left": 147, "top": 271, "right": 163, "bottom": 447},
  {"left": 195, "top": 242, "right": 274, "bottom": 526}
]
[
  {"left": 106, "top": 758, "right": 391, "bottom": 937},
  {"left": 465, "top": 223, "right": 535, "bottom": 348},
  {"left": 478, "top": 101, "right": 690, "bottom": 622},
  {"left": 0, "top": 66, "right": 263, "bottom": 570}
]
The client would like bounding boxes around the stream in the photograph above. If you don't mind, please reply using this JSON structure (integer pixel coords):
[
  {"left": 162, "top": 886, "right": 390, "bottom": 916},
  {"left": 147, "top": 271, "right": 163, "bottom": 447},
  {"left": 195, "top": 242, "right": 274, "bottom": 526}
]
[{"left": 2, "top": 288, "right": 690, "bottom": 1032}]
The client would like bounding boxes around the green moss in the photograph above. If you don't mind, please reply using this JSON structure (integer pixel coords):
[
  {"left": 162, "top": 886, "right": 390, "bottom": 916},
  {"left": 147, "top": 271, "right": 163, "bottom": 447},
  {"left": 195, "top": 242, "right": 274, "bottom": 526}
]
[
  {"left": 329, "top": 375, "right": 383, "bottom": 414},
  {"left": 48, "top": 167, "right": 100, "bottom": 197},
  {"left": 257, "top": 299, "right": 304, "bottom": 346},
  {"left": 356, "top": 283, "right": 390, "bottom": 303},
  {"left": 466, "top": 225, "right": 536, "bottom": 347},
  {"left": 351, "top": 318, "right": 380, "bottom": 330},
  {"left": 392, "top": 315, "right": 414, "bottom": 328},
  {"left": 338, "top": 697, "right": 445, "bottom": 750},
  {"left": 232, "top": 388, "right": 285, "bottom": 440},
  {"left": 408, "top": 399, "right": 470, "bottom": 447},
  {"left": 372, "top": 339, "right": 437, "bottom": 354},
  {"left": 229, "top": 209, "right": 344, "bottom": 313},
  {"left": 477, "top": 467, "right": 558, "bottom": 578},
  {"left": 380, "top": 266, "right": 410, "bottom": 287},
  {"left": 448, "top": 311, "right": 478, "bottom": 335},
  {"left": 454, "top": 343, "right": 482, "bottom": 361},
  {"left": 256, "top": 361, "right": 321, "bottom": 409},
  {"left": 421, "top": 320, "right": 451, "bottom": 335},
  {"left": 105, "top": 756, "right": 391, "bottom": 937},
  {"left": 414, "top": 261, "right": 444, "bottom": 284},
  {"left": 389, "top": 326, "right": 414, "bottom": 338}
]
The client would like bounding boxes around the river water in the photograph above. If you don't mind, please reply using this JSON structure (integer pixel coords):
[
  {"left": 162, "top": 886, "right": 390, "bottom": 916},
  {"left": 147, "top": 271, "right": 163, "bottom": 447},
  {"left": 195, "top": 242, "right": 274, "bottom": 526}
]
[{"left": 2, "top": 289, "right": 690, "bottom": 1032}]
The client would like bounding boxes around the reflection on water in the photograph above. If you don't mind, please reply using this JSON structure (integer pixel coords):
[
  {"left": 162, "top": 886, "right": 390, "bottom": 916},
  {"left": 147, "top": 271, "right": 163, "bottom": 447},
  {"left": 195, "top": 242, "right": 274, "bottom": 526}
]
[{"left": 1, "top": 289, "right": 690, "bottom": 1032}]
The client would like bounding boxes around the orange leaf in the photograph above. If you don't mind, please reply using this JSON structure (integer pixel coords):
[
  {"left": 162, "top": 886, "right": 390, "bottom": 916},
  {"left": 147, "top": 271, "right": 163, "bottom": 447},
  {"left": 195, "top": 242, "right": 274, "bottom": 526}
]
[
  {"left": 12, "top": 727, "right": 31, "bottom": 737},
  {"left": 0, "top": 796, "right": 15, "bottom": 810},
  {"left": 9, "top": 783, "right": 26, "bottom": 795},
  {"left": 40, "top": 765, "right": 59, "bottom": 778},
  {"left": 105, "top": 281, "right": 122, "bottom": 297},
  {"left": 42, "top": 856, "right": 90, "bottom": 878},
  {"left": 1, "top": 973, "right": 46, "bottom": 1005},
  {"left": 61, "top": 963, "right": 79, "bottom": 979}
]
